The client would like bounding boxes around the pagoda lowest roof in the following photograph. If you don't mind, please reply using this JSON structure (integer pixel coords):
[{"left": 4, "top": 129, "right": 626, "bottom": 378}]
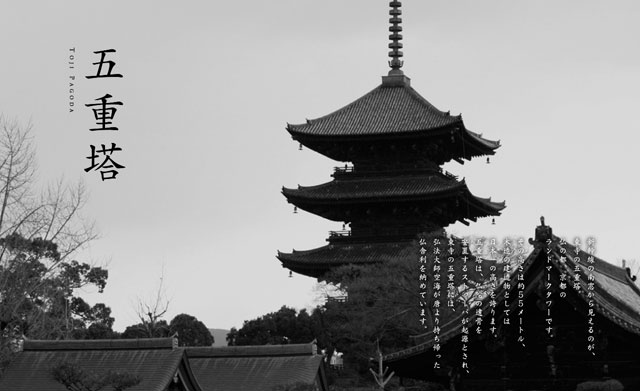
[
  {"left": 278, "top": 239, "right": 502, "bottom": 279},
  {"left": 278, "top": 241, "right": 416, "bottom": 278},
  {"left": 287, "top": 75, "right": 499, "bottom": 151}
]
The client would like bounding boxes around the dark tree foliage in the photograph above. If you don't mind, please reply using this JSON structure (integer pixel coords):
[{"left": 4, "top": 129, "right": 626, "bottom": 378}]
[
  {"left": 121, "top": 313, "right": 214, "bottom": 347},
  {"left": 317, "top": 230, "right": 493, "bottom": 376},
  {"left": 0, "top": 234, "right": 112, "bottom": 369},
  {"left": 121, "top": 320, "right": 169, "bottom": 339},
  {"left": 227, "top": 306, "right": 319, "bottom": 346},
  {"left": 51, "top": 360, "right": 141, "bottom": 391},
  {"left": 169, "top": 313, "right": 214, "bottom": 347},
  {"left": 85, "top": 323, "right": 119, "bottom": 340}
]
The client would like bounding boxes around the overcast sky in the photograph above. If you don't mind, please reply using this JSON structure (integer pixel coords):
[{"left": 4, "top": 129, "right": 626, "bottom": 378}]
[{"left": 1, "top": 1, "right": 639, "bottom": 332}]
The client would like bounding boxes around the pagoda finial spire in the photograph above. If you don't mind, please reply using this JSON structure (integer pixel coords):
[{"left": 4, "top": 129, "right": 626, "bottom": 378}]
[{"left": 388, "top": 1, "right": 404, "bottom": 75}]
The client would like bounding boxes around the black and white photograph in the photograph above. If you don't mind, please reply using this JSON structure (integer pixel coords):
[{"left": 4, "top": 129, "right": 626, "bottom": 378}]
[{"left": 0, "top": 1, "right": 639, "bottom": 390}]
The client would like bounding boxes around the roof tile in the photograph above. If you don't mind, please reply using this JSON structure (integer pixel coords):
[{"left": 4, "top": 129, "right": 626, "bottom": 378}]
[{"left": 289, "top": 84, "right": 460, "bottom": 136}]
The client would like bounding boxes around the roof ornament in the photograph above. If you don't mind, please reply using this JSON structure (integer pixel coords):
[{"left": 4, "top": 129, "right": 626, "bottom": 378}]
[
  {"left": 534, "top": 216, "right": 553, "bottom": 243},
  {"left": 388, "top": 1, "right": 404, "bottom": 75}
]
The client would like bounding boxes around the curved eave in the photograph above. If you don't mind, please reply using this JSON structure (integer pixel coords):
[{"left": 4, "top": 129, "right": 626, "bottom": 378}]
[
  {"left": 282, "top": 180, "right": 504, "bottom": 220},
  {"left": 286, "top": 121, "right": 459, "bottom": 141},
  {"left": 276, "top": 249, "right": 380, "bottom": 279},
  {"left": 288, "top": 122, "right": 500, "bottom": 164},
  {"left": 281, "top": 176, "right": 466, "bottom": 204},
  {"left": 277, "top": 241, "right": 414, "bottom": 278},
  {"left": 287, "top": 83, "right": 461, "bottom": 138},
  {"left": 461, "top": 128, "right": 501, "bottom": 159},
  {"left": 469, "top": 195, "right": 506, "bottom": 216},
  {"left": 546, "top": 241, "right": 640, "bottom": 333}
]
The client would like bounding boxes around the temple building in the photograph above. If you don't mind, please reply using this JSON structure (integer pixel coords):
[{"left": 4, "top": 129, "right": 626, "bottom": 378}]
[
  {"left": 186, "top": 343, "right": 328, "bottom": 391},
  {"left": 384, "top": 219, "right": 640, "bottom": 391},
  {"left": 0, "top": 338, "right": 329, "bottom": 391},
  {"left": 0, "top": 338, "right": 202, "bottom": 391},
  {"left": 277, "top": 1, "right": 504, "bottom": 279}
]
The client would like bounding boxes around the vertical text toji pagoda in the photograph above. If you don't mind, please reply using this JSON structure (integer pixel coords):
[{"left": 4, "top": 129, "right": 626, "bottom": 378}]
[{"left": 277, "top": 1, "right": 505, "bottom": 279}]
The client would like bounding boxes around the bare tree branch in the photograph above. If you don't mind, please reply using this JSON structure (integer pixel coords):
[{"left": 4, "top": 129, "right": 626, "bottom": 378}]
[{"left": 0, "top": 116, "right": 101, "bottom": 356}]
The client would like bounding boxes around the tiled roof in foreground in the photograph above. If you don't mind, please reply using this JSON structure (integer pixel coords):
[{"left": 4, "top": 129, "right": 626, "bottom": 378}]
[
  {"left": 186, "top": 343, "right": 327, "bottom": 391},
  {"left": 0, "top": 338, "right": 201, "bottom": 391}
]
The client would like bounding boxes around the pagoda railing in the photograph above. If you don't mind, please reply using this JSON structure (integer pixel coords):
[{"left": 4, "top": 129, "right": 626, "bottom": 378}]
[
  {"left": 328, "top": 230, "right": 352, "bottom": 238},
  {"left": 332, "top": 165, "right": 458, "bottom": 180},
  {"left": 327, "top": 227, "right": 420, "bottom": 243},
  {"left": 442, "top": 170, "right": 458, "bottom": 180},
  {"left": 333, "top": 165, "right": 355, "bottom": 174},
  {"left": 326, "top": 295, "right": 348, "bottom": 303}
]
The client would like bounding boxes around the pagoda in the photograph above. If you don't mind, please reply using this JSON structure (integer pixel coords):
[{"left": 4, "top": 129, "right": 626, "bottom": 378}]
[{"left": 277, "top": 1, "right": 505, "bottom": 279}]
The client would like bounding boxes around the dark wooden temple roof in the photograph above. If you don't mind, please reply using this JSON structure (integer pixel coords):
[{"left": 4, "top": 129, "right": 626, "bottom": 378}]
[
  {"left": 284, "top": 173, "right": 463, "bottom": 200},
  {"left": 288, "top": 84, "right": 460, "bottom": 136},
  {"left": 278, "top": 241, "right": 416, "bottom": 278},
  {"left": 23, "top": 337, "right": 177, "bottom": 351},
  {"left": 0, "top": 338, "right": 202, "bottom": 391},
  {"left": 186, "top": 343, "right": 328, "bottom": 391},
  {"left": 278, "top": 240, "right": 501, "bottom": 280},
  {"left": 383, "top": 227, "right": 640, "bottom": 365},
  {"left": 562, "top": 243, "right": 640, "bottom": 332},
  {"left": 187, "top": 343, "right": 317, "bottom": 358},
  {"left": 283, "top": 174, "right": 505, "bottom": 216},
  {"left": 286, "top": 81, "right": 500, "bottom": 162}
]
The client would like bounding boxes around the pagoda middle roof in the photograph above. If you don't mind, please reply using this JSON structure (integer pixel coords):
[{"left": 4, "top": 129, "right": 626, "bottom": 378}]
[
  {"left": 287, "top": 81, "right": 498, "bottom": 148},
  {"left": 283, "top": 173, "right": 505, "bottom": 213}
]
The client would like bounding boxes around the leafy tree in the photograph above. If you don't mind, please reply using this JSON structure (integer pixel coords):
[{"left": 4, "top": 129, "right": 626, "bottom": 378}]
[
  {"left": 227, "top": 306, "right": 319, "bottom": 346},
  {"left": 316, "top": 230, "right": 495, "bottom": 377},
  {"left": 84, "top": 322, "right": 119, "bottom": 340},
  {"left": 121, "top": 320, "right": 169, "bottom": 339},
  {"left": 229, "top": 231, "right": 497, "bottom": 384},
  {"left": 0, "top": 234, "right": 111, "bottom": 369},
  {"left": 169, "top": 314, "right": 214, "bottom": 347},
  {"left": 122, "top": 311, "right": 214, "bottom": 347}
]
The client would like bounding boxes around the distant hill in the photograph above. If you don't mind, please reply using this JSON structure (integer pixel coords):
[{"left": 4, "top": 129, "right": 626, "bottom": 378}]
[{"left": 209, "top": 329, "right": 229, "bottom": 347}]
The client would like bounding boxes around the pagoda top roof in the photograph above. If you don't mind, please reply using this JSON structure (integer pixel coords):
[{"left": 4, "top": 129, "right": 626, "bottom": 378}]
[
  {"left": 285, "top": 172, "right": 463, "bottom": 200},
  {"left": 287, "top": 78, "right": 498, "bottom": 151}
]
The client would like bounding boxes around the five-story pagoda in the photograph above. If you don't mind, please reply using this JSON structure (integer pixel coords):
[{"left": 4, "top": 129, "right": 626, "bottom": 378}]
[{"left": 278, "top": 1, "right": 505, "bottom": 279}]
